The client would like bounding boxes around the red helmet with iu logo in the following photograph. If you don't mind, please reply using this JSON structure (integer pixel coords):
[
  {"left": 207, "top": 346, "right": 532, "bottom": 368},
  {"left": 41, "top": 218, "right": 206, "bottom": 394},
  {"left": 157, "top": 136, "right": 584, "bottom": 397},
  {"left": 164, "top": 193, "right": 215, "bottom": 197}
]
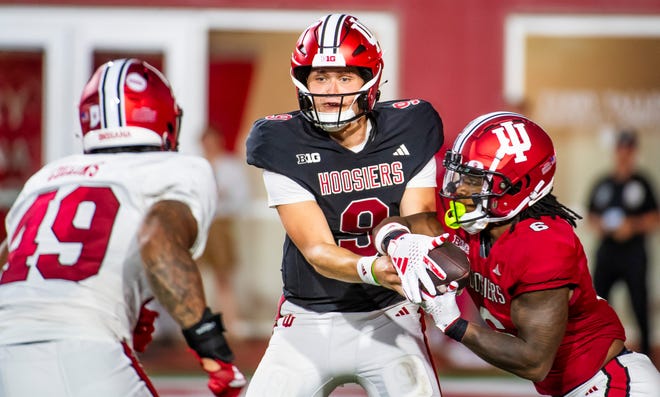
[
  {"left": 291, "top": 14, "right": 383, "bottom": 131},
  {"left": 440, "top": 112, "right": 557, "bottom": 234},
  {"left": 78, "top": 58, "right": 182, "bottom": 153}
]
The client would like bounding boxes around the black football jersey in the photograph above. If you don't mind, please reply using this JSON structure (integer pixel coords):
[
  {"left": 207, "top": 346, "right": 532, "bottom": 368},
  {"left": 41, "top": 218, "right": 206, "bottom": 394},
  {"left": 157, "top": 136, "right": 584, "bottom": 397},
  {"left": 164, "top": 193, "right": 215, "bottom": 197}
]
[
  {"left": 246, "top": 99, "right": 443, "bottom": 312},
  {"left": 588, "top": 172, "right": 659, "bottom": 247}
]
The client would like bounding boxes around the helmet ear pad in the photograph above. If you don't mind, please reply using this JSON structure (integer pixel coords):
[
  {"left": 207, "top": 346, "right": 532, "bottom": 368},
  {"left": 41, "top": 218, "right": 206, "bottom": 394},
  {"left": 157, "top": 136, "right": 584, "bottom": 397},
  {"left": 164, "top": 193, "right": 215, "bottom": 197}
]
[
  {"left": 293, "top": 66, "right": 311, "bottom": 87},
  {"left": 357, "top": 89, "right": 380, "bottom": 112},
  {"left": 353, "top": 66, "right": 373, "bottom": 112},
  {"left": 357, "top": 94, "right": 369, "bottom": 112},
  {"left": 297, "top": 91, "right": 313, "bottom": 112},
  {"left": 293, "top": 66, "right": 313, "bottom": 112},
  {"left": 488, "top": 180, "right": 522, "bottom": 217}
]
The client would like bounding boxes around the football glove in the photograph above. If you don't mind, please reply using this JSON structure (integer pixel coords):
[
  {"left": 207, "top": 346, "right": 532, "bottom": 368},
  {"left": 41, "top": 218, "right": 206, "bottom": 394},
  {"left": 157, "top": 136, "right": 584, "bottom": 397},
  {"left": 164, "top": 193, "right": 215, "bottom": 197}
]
[
  {"left": 374, "top": 222, "right": 411, "bottom": 255},
  {"left": 387, "top": 233, "right": 449, "bottom": 303},
  {"left": 133, "top": 301, "right": 158, "bottom": 353},
  {"left": 421, "top": 281, "right": 468, "bottom": 341},
  {"left": 192, "top": 353, "right": 247, "bottom": 397},
  {"left": 183, "top": 308, "right": 246, "bottom": 397}
]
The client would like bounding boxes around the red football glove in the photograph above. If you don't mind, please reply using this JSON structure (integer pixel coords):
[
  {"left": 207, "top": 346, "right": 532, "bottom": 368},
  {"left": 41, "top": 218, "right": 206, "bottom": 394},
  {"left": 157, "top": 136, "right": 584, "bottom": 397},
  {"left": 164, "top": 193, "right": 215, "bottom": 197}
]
[
  {"left": 200, "top": 357, "right": 247, "bottom": 397},
  {"left": 133, "top": 303, "right": 159, "bottom": 353}
]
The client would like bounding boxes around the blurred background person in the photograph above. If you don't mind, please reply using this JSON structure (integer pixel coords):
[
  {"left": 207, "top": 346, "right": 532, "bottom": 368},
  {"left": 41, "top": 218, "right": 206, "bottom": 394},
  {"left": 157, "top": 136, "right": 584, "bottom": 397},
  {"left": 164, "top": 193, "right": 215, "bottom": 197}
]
[
  {"left": 587, "top": 129, "right": 660, "bottom": 359},
  {"left": 198, "top": 126, "right": 250, "bottom": 338}
]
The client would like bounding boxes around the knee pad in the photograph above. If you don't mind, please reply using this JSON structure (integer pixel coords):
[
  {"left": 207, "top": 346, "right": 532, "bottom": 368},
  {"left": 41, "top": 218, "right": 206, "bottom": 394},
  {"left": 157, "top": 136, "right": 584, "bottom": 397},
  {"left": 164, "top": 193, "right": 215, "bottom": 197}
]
[{"left": 381, "top": 355, "right": 436, "bottom": 397}]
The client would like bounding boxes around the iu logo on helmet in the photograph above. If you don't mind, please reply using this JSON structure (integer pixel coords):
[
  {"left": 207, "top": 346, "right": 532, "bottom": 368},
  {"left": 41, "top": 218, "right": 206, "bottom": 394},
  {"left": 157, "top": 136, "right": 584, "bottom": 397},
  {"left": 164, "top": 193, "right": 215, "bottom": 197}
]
[{"left": 491, "top": 121, "right": 531, "bottom": 163}]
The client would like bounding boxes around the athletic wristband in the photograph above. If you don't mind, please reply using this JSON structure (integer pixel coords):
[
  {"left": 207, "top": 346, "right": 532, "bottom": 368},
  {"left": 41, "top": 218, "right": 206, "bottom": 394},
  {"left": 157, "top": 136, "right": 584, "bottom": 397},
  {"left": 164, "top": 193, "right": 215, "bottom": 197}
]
[
  {"left": 374, "top": 222, "right": 411, "bottom": 255},
  {"left": 182, "top": 307, "right": 234, "bottom": 362},
  {"left": 444, "top": 318, "right": 468, "bottom": 342},
  {"left": 357, "top": 255, "right": 380, "bottom": 285}
]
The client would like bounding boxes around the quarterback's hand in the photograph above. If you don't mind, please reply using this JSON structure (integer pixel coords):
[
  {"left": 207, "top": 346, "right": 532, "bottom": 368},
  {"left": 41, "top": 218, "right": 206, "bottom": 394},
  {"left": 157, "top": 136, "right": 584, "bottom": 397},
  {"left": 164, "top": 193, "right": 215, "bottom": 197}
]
[
  {"left": 421, "top": 281, "right": 462, "bottom": 333},
  {"left": 199, "top": 357, "right": 247, "bottom": 397},
  {"left": 133, "top": 302, "right": 158, "bottom": 353},
  {"left": 387, "top": 233, "right": 449, "bottom": 303}
]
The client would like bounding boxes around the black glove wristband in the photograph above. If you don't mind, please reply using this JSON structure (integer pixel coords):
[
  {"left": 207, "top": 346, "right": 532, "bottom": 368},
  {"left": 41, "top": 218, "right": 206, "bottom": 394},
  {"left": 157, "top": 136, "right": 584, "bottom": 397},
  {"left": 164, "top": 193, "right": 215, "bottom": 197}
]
[
  {"left": 182, "top": 307, "right": 234, "bottom": 362},
  {"left": 381, "top": 230, "right": 407, "bottom": 253},
  {"left": 444, "top": 318, "right": 468, "bottom": 342}
]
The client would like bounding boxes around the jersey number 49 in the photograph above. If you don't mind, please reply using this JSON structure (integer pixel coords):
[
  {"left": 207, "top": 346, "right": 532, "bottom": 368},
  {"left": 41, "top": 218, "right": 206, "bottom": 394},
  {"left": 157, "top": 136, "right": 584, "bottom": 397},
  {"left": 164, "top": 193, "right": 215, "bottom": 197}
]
[{"left": 0, "top": 186, "right": 119, "bottom": 284}]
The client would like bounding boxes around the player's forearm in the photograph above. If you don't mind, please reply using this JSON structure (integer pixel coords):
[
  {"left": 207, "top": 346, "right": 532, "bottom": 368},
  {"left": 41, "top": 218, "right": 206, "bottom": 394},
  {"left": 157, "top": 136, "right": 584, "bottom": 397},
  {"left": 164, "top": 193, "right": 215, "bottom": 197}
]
[
  {"left": 304, "top": 243, "right": 365, "bottom": 283},
  {"left": 460, "top": 289, "right": 567, "bottom": 382},
  {"left": 139, "top": 200, "right": 206, "bottom": 328},
  {"left": 374, "top": 212, "right": 442, "bottom": 239},
  {"left": 405, "top": 211, "right": 444, "bottom": 235},
  {"left": 460, "top": 322, "right": 553, "bottom": 382},
  {"left": 142, "top": 246, "right": 207, "bottom": 328}
]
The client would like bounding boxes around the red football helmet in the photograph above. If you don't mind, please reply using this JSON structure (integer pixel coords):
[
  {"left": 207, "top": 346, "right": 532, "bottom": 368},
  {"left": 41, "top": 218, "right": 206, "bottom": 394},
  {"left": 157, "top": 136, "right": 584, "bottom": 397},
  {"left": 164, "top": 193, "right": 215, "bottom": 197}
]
[
  {"left": 440, "top": 112, "right": 557, "bottom": 234},
  {"left": 291, "top": 14, "right": 383, "bottom": 131},
  {"left": 79, "top": 58, "right": 182, "bottom": 153}
]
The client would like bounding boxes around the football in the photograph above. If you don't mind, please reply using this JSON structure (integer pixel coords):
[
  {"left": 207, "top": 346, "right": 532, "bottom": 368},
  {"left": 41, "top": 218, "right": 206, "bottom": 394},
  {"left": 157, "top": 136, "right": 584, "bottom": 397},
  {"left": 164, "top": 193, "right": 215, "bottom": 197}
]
[{"left": 423, "top": 241, "right": 471, "bottom": 293}]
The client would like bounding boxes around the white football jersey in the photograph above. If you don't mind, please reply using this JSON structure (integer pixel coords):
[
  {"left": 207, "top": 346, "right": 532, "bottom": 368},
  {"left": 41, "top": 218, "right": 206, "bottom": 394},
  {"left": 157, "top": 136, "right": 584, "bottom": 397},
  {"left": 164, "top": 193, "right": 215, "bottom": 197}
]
[{"left": 0, "top": 152, "right": 216, "bottom": 345}]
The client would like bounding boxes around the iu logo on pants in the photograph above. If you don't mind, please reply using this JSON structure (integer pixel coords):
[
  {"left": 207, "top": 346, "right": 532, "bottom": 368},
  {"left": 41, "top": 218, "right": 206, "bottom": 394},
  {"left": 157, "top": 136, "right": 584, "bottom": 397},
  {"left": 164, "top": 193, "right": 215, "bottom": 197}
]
[{"left": 281, "top": 314, "right": 295, "bottom": 327}]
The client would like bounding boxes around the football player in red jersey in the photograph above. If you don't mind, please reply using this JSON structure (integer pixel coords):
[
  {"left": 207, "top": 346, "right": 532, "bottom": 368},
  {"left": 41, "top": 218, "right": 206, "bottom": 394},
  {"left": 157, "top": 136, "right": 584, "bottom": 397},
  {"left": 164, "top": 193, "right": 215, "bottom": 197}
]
[
  {"left": 374, "top": 112, "right": 660, "bottom": 396},
  {"left": 0, "top": 59, "right": 245, "bottom": 397},
  {"left": 245, "top": 13, "right": 447, "bottom": 397}
]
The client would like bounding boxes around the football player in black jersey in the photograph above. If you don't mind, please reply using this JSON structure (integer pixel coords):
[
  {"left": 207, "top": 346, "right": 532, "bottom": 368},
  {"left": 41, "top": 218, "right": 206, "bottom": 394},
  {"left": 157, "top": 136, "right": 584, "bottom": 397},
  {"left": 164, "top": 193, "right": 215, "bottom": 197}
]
[{"left": 245, "top": 14, "right": 445, "bottom": 397}]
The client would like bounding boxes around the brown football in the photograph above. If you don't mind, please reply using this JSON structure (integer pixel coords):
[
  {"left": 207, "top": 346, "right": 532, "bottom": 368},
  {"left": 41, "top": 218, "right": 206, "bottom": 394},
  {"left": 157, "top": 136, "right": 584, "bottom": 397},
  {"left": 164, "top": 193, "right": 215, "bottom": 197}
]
[{"left": 423, "top": 241, "right": 471, "bottom": 293}]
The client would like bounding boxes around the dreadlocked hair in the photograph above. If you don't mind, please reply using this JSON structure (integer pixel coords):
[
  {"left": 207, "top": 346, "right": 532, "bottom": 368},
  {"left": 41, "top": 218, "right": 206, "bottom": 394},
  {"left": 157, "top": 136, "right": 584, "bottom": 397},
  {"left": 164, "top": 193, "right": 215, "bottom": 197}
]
[{"left": 509, "top": 193, "right": 582, "bottom": 232}]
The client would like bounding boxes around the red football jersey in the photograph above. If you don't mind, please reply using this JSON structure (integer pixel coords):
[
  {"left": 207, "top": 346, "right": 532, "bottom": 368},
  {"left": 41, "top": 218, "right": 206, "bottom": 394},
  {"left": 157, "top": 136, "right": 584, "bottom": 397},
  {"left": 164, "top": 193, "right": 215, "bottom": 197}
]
[{"left": 451, "top": 216, "right": 625, "bottom": 395}]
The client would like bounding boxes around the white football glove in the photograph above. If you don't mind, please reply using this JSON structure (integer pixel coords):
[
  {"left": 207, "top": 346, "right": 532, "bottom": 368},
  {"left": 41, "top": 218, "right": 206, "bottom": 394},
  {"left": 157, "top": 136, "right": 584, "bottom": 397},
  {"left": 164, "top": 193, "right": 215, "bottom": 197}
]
[
  {"left": 421, "top": 281, "right": 461, "bottom": 333},
  {"left": 387, "top": 232, "right": 449, "bottom": 303}
]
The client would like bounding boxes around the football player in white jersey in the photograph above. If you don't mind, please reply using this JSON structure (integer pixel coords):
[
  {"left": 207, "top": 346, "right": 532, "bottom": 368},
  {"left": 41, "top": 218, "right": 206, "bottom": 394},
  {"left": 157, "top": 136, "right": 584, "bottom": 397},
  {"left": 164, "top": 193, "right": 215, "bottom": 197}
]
[{"left": 0, "top": 58, "right": 246, "bottom": 397}]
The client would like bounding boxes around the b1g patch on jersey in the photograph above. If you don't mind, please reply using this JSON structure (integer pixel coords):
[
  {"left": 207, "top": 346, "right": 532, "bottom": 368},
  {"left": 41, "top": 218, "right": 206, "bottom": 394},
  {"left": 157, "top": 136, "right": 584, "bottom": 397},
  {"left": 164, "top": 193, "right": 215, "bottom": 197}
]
[
  {"left": 265, "top": 114, "right": 293, "bottom": 121},
  {"left": 391, "top": 99, "right": 421, "bottom": 109},
  {"left": 297, "top": 152, "right": 321, "bottom": 164}
]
